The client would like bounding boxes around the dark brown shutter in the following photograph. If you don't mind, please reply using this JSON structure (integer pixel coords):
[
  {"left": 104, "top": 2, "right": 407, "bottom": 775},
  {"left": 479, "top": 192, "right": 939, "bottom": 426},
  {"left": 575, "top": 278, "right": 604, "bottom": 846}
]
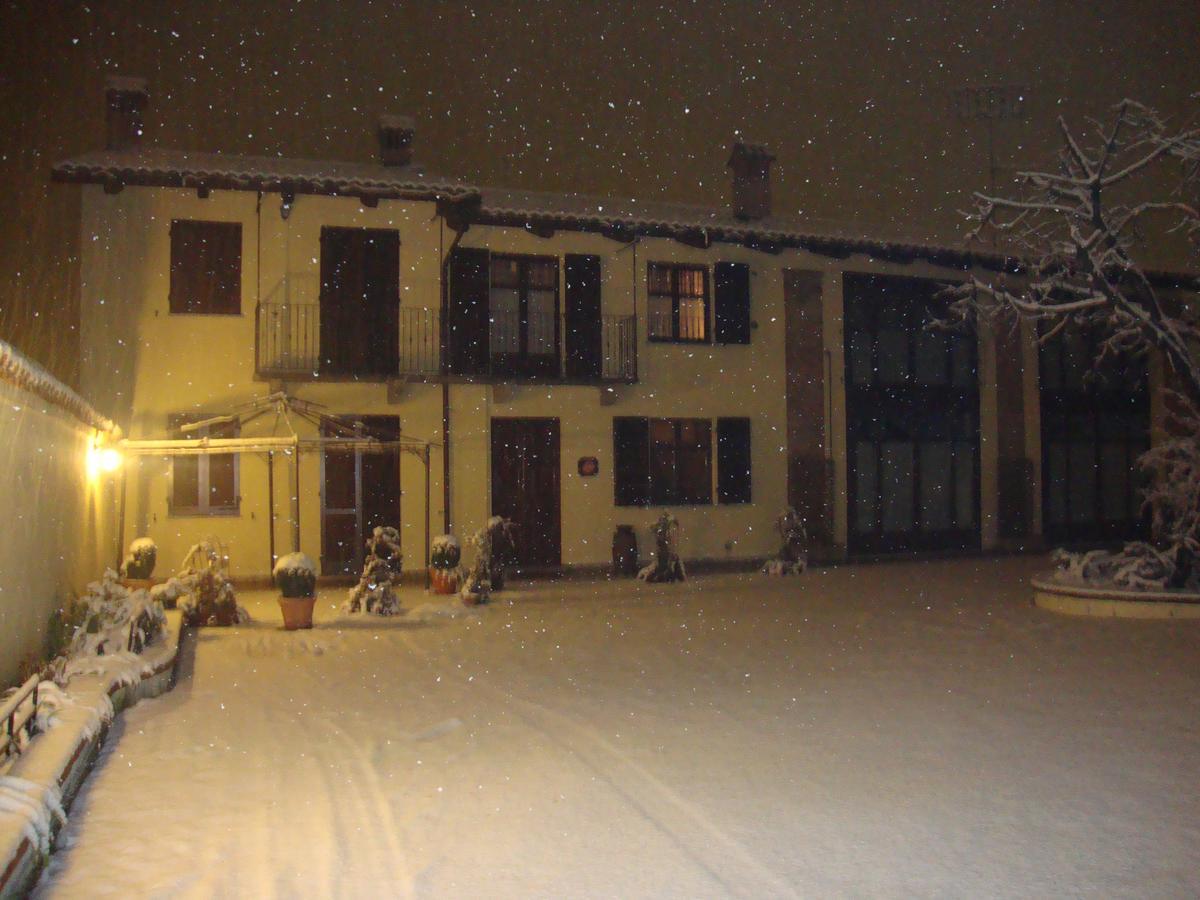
[
  {"left": 320, "top": 228, "right": 400, "bottom": 376},
  {"left": 714, "top": 262, "right": 751, "bottom": 344},
  {"left": 170, "top": 220, "right": 241, "bottom": 314},
  {"left": 717, "top": 417, "right": 752, "bottom": 504},
  {"left": 995, "top": 318, "right": 1029, "bottom": 538},
  {"left": 564, "top": 254, "right": 602, "bottom": 380},
  {"left": 613, "top": 417, "right": 649, "bottom": 506},
  {"left": 677, "top": 419, "right": 713, "bottom": 504},
  {"left": 784, "top": 270, "right": 830, "bottom": 544},
  {"left": 444, "top": 246, "right": 490, "bottom": 376}
]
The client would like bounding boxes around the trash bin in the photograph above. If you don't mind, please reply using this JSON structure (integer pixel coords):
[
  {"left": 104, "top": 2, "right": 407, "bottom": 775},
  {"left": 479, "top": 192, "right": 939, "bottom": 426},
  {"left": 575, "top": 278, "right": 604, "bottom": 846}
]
[{"left": 613, "top": 525, "right": 638, "bottom": 577}]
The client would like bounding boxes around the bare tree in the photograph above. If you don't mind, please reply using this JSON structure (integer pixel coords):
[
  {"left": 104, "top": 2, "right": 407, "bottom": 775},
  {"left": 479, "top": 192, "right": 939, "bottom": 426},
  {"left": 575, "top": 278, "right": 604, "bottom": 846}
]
[{"left": 951, "top": 99, "right": 1200, "bottom": 588}]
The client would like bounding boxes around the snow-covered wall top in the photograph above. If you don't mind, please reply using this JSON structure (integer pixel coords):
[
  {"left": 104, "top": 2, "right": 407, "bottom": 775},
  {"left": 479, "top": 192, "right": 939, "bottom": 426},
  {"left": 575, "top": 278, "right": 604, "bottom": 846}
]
[{"left": 0, "top": 337, "right": 115, "bottom": 433}]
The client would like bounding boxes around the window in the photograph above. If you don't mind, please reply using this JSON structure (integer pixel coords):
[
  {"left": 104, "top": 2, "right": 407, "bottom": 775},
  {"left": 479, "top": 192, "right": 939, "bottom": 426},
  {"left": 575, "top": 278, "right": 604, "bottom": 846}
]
[
  {"left": 614, "top": 417, "right": 713, "bottom": 505},
  {"left": 490, "top": 255, "right": 559, "bottom": 373},
  {"left": 170, "top": 414, "right": 239, "bottom": 515},
  {"left": 647, "top": 263, "right": 708, "bottom": 342},
  {"left": 1039, "top": 323, "right": 1148, "bottom": 542},
  {"left": 716, "top": 417, "right": 752, "bottom": 503},
  {"left": 169, "top": 220, "right": 242, "bottom": 314}
]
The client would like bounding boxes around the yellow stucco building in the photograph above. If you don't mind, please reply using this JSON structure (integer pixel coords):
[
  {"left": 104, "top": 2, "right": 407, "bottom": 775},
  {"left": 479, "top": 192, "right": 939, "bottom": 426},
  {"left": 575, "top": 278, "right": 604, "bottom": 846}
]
[{"left": 52, "top": 77, "right": 1161, "bottom": 580}]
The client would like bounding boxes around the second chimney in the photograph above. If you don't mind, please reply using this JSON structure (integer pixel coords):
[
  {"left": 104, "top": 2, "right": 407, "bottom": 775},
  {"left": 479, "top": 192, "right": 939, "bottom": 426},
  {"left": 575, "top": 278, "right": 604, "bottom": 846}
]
[
  {"left": 105, "top": 75, "right": 148, "bottom": 151},
  {"left": 727, "top": 142, "right": 775, "bottom": 221},
  {"left": 378, "top": 115, "right": 416, "bottom": 167}
]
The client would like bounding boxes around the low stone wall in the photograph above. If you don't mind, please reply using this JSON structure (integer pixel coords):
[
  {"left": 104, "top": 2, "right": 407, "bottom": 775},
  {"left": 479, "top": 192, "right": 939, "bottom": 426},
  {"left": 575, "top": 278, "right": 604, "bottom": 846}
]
[
  {"left": 1032, "top": 576, "right": 1200, "bottom": 620},
  {"left": 0, "top": 611, "right": 183, "bottom": 898}
]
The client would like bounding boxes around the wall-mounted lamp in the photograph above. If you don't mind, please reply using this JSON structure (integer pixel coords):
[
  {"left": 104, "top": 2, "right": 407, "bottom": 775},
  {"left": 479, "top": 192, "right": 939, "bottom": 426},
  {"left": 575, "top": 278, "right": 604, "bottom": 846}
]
[
  {"left": 87, "top": 435, "right": 123, "bottom": 479},
  {"left": 280, "top": 188, "right": 295, "bottom": 221}
]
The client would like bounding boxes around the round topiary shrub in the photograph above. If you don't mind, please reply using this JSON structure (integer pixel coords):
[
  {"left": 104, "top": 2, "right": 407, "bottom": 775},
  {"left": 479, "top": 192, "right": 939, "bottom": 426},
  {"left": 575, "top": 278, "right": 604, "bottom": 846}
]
[
  {"left": 123, "top": 537, "right": 158, "bottom": 580},
  {"left": 272, "top": 552, "right": 317, "bottom": 599}
]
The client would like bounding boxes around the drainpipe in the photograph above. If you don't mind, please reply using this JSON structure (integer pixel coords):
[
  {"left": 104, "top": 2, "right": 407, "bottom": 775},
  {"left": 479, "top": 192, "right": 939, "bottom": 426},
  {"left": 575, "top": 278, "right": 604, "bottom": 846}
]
[{"left": 437, "top": 201, "right": 474, "bottom": 535}]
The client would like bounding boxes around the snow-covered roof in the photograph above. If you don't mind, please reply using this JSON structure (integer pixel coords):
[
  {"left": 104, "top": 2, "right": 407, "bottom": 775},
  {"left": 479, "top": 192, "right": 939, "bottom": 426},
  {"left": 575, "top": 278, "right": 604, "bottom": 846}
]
[
  {"left": 52, "top": 146, "right": 1019, "bottom": 271},
  {"left": 476, "top": 186, "right": 1013, "bottom": 271},
  {"left": 0, "top": 337, "right": 116, "bottom": 433},
  {"left": 51, "top": 148, "right": 474, "bottom": 202}
]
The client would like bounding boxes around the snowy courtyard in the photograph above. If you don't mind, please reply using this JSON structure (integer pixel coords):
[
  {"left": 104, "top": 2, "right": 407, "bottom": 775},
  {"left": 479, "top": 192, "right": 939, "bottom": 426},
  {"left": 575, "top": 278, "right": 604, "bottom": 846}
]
[{"left": 35, "top": 556, "right": 1200, "bottom": 898}]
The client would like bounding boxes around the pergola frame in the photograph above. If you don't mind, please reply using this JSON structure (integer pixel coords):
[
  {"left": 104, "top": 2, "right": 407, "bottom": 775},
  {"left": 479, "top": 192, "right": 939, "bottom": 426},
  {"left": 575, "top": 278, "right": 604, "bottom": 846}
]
[{"left": 116, "top": 392, "right": 435, "bottom": 583}]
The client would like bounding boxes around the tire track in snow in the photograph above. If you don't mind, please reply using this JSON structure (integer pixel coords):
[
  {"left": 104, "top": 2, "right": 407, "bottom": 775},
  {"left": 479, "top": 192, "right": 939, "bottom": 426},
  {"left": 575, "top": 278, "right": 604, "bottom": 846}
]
[
  {"left": 398, "top": 632, "right": 805, "bottom": 899},
  {"left": 305, "top": 696, "right": 417, "bottom": 896}
]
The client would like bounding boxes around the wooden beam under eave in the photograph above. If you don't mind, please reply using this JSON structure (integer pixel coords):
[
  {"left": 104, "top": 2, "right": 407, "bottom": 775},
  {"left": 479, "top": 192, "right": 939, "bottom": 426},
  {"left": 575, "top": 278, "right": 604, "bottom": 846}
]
[
  {"left": 196, "top": 185, "right": 210, "bottom": 199},
  {"left": 103, "top": 180, "right": 123, "bottom": 195},
  {"left": 675, "top": 229, "right": 711, "bottom": 250},
  {"left": 601, "top": 224, "right": 635, "bottom": 244},
  {"left": 360, "top": 195, "right": 379, "bottom": 208},
  {"left": 743, "top": 237, "right": 782, "bottom": 255},
  {"left": 527, "top": 221, "right": 556, "bottom": 239}
]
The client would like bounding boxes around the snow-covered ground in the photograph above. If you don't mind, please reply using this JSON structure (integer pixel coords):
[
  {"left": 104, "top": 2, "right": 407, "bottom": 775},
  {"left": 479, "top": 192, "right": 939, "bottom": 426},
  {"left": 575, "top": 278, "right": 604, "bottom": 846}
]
[{"left": 35, "top": 556, "right": 1200, "bottom": 898}]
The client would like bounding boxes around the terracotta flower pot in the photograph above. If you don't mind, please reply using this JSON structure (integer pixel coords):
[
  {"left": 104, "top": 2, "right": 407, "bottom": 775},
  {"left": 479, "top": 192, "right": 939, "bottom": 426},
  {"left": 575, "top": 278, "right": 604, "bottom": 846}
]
[
  {"left": 121, "top": 577, "right": 157, "bottom": 592},
  {"left": 278, "top": 596, "right": 316, "bottom": 630},
  {"left": 429, "top": 567, "right": 458, "bottom": 595}
]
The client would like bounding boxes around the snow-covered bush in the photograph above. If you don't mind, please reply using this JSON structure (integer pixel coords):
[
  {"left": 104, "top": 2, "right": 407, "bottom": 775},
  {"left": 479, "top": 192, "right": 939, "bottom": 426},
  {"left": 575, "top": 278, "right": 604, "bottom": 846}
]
[
  {"left": 430, "top": 534, "right": 461, "bottom": 570},
  {"left": 273, "top": 552, "right": 317, "bottom": 599},
  {"left": 638, "top": 514, "right": 686, "bottom": 583},
  {"left": 762, "top": 507, "right": 808, "bottom": 576},
  {"left": 345, "top": 526, "right": 403, "bottom": 616},
  {"left": 47, "top": 569, "right": 166, "bottom": 681},
  {"left": 176, "top": 538, "right": 249, "bottom": 627},
  {"left": 950, "top": 99, "right": 1200, "bottom": 591},
  {"left": 460, "top": 517, "right": 515, "bottom": 603},
  {"left": 120, "top": 537, "right": 157, "bottom": 581}
]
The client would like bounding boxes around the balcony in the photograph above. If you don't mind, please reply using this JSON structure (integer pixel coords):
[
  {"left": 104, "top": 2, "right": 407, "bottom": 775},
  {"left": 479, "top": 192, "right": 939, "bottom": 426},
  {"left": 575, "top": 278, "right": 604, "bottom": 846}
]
[{"left": 256, "top": 302, "right": 637, "bottom": 384}]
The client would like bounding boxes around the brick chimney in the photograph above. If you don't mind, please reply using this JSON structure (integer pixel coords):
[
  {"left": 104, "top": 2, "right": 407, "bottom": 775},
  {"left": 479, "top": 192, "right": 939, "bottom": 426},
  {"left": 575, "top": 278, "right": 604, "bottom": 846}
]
[
  {"left": 105, "top": 75, "right": 148, "bottom": 151},
  {"left": 727, "top": 142, "right": 775, "bottom": 220},
  {"left": 377, "top": 114, "right": 416, "bottom": 167}
]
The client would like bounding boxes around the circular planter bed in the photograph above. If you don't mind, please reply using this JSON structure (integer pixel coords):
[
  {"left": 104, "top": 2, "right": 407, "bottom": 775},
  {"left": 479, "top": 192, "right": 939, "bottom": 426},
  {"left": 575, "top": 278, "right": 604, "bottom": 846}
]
[{"left": 1032, "top": 576, "right": 1200, "bottom": 619}]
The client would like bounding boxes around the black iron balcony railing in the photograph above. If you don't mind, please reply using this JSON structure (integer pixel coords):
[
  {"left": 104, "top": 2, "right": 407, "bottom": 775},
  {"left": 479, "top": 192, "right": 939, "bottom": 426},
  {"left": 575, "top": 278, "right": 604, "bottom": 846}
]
[
  {"left": 257, "top": 302, "right": 637, "bottom": 383},
  {"left": 256, "top": 300, "right": 319, "bottom": 376}
]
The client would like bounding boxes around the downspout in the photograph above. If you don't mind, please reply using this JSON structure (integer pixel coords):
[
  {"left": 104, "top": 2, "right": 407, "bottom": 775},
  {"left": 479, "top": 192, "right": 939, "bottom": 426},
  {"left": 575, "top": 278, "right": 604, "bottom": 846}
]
[{"left": 438, "top": 206, "right": 471, "bottom": 535}]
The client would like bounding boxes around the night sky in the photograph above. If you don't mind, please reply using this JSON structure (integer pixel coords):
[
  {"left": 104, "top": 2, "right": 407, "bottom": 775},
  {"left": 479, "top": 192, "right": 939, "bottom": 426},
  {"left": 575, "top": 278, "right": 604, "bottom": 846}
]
[{"left": 1, "top": 0, "right": 1196, "bottom": 382}]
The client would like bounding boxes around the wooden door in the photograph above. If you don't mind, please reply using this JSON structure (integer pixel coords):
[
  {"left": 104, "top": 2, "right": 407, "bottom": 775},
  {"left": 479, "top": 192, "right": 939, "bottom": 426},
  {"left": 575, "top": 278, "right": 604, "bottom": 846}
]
[
  {"left": 321, "top": 416, "right": 401, "bottom": 575},
  {"left": 319, "top": 228, "right": 399, "bottom": 376},
  {"left": 490, "top": 418, "right": 561, "bottom": 568}
]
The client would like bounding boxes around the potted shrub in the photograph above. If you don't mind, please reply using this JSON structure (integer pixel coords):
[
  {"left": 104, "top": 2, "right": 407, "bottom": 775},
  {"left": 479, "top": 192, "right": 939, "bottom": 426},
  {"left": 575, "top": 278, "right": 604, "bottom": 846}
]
[
  {"left": 459, "top": 517, "right": 516, "bottom": 605},
  {"left": 120, "top": 537, "right": 158, "bottom": 589},
  {"left": 637, "top": 514, "right": 686, "bottom": 583},
  {"left": 273, "top": 552, "right": 317, "bottom": 630},
  {"left": 429, "top": 534, "right": 461, "bottom": 595},
  {"left": 344, "top": 526, "right": 403, "bottom": 616},
  {"left": 177, "top": 537, "right": 250, "bottom": 627}
]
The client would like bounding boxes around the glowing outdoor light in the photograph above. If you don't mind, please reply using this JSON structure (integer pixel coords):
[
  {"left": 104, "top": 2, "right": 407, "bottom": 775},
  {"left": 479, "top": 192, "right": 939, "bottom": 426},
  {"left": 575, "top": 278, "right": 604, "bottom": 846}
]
[{"left": 87, "top": 439, "right": 123, "bottom": 478}]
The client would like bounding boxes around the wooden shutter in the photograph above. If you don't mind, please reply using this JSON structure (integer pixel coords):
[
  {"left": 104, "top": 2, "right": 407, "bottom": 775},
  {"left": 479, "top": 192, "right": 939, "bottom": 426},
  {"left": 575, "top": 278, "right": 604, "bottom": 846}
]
[
  {"left": 994, "top": 319, "right": 1029, "bottom": 538},
  {"left": 319, "top": 228, "right": 399, "bottom": 376},
  {"left": 564, "top": 254, "right": 602, "bottom": 380},
  {"left": 714, "top": 261, "right": 751, "bottom": 344},
  {"left": 170, "top": 220, "right": 241, "bottom": 314},
  {"left": 445, "top": 246, "right": 490, "bottom": 376},
  {"left": 676, "top": 419, "right": 713, "bottom": 504},
  {"left": 784, "top": 270, "right": 830, "bottom": 543},
  {"left": 717, "top": 417, "right": 752, "bottom": 504},
  {"left": 613, "top": 417, "right": 649, "bottom": 506}
]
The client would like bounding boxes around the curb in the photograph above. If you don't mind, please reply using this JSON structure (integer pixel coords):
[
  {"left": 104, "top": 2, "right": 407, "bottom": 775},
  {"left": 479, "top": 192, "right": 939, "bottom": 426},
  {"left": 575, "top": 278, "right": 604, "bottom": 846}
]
[
  {"left": 0, "top": 610, "right": 185, "bottom": 898},
  {"left": 1031, "top": 577, "right": 1200, "bottom": 620}
]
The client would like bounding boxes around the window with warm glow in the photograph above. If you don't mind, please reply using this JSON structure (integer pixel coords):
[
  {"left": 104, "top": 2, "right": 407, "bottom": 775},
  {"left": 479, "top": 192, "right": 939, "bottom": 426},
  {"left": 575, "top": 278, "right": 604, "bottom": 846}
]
[{"left": 647, "top": 263, "right": 708, "bottom": 342}]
